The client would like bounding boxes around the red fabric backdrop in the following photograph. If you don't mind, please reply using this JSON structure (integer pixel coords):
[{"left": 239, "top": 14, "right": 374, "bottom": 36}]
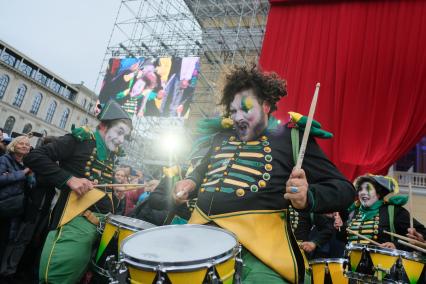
[{"left": 260, "top": 0, "right": 426, "bottom": 180}]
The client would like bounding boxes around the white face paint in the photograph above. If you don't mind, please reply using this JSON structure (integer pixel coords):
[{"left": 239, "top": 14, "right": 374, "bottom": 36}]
[
  {"left": 229, "top": 89, "right": 269, "bottom": 142},
  {"left": 358, "top": 182, "right": 379, "bottom": 207},
  {"left": 104, "top": 121, "right": 131, "bottom": 152}
]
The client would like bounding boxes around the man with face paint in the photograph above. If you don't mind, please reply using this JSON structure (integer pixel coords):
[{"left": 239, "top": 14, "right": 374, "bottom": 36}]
[
  {"left": 24, "top": 100, "right": 132, "bottom": 284},
  {"left": 345, "top": 174, "right": 426, "bottom": 250},
  {"left": 173, "top": 66, "right": 355, "bottom": 283}
]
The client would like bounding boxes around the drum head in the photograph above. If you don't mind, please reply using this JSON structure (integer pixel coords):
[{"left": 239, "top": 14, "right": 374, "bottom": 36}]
[
  {"left": 108, "top": 215, "right": 156, "bottom": 231},
  {"left": 121, "top": 224, "right": 238, "bottom": 271}
]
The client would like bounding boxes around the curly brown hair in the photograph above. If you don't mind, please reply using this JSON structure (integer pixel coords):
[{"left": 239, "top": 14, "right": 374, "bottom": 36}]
[{"left": 220, "top": 65, "right": 287, "bottom": 115}]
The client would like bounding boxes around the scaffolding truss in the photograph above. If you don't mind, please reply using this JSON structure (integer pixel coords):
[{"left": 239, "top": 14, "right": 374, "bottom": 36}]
[{"left": 96, "top": 0, "right": 269, "bottom": 169}]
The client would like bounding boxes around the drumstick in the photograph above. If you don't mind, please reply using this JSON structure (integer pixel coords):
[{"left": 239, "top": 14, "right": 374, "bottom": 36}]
[
  {"left": 408, "top": 181, "right": 414, "bottom": 229},
  {"left": 383, "top": 230, "right": 426, "bottom": 249},
  {"left": 94, "top": 183, "right": 146, "bottom": 190},
  {"left": 397, "top": 239, "right": 426, "bottom": 254},
  {"left": 295, "top": 83, "right": 320, "bottom": 170},
  {"left": 346, "top": 228, "right": 381, "bottom": 246}
]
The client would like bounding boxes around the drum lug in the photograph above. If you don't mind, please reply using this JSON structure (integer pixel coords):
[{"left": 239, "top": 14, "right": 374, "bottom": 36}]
[
  {"left": 106, "top": 255, "right": 128, "bottom": 284},
  {"left": 373, "top": 264, "right": 390, "bottom": 281},
  {"left": 233, "top": 256, "right": 243, "bottom": 284},
  {"left": 394, "top": 256, "right": 405, "bottom": 282},
  {"left": 155, "top": 266, "right": 167, "bottom": 284},
  {"left": 207, "top": 269, "right": 219, "bottom": 284},
  {"left": 155, "top": 270, "right": 166, "bottom": 284}
]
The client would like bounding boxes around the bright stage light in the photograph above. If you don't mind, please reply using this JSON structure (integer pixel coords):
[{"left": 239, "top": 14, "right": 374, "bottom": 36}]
[{"left": 159, "top": 132, "right": 184, "bottom": 157}]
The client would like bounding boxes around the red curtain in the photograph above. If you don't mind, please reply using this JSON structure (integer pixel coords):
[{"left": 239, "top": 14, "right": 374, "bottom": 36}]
[{"left": 260, "top": 0, "right": 426, "bottom": 180}]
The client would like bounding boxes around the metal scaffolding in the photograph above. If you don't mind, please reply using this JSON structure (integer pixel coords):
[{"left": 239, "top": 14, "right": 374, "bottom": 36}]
[
  {"left": 96, "top": 0, "right": 269, "bottom": 169},
  {"left": 184, "top": 0, "right": 269, "bottom": 123}
]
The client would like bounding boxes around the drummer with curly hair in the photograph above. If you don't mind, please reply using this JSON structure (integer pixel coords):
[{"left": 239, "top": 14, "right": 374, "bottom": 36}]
[{"left": 173, "top": 65, "right": 356, "bottom": 284}]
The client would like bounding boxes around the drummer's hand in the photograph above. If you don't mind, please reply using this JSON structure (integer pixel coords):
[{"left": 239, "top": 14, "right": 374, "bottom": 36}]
[
  {"left": 67, "top": 177, "right": 94, "bottom": 197},
  {"left": 284, "top": 168, "right": 308, "bottom": 209},
  {"left": 380, "top": 242, "right": 396, "bottom": 249},
  {"left": 173, "top": 179, "right": 196, "bottom": 205},
  {"left": 334, "top": 212, "right": 343, "bottom": 230},
  {"left": 407, "top": 228, "right": 425, "bottom": 243},
  {"left": 300, "top": 241, "right": 316, "bottom": 253}
]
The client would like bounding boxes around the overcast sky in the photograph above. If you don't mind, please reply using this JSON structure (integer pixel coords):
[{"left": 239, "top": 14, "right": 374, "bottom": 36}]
[{"left": 0, "top": 0, "right": 120, "bottom": 93}]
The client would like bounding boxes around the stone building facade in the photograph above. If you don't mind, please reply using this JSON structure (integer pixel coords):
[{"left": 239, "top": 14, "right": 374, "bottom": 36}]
[{"left": 0, "top": 40, "right": 98, "bottom": 144}]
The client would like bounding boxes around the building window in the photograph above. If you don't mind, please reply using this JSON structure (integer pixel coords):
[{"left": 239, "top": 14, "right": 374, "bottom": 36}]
[
  {"left": 82, "top": 98, "right": 87, "bottom": 108},
  {"left": 36, "top": 72, "right": 49, "bottom": 86},
  {"left": 18, "top": 61, "right": 33, "bottom": 77},
  {"left": 30, "top": 93, "right": 43, "bottom": 115},
  {"left": 59, "top": 108, "right": 70, "bottom": 129},
  {"left": 45, "top": 101, "right": 57, "bottom": 123},
  {"left": 0, "top": 74, "right": 9, "bottom": 99},
  {"left": 13, "top": 84, "right": 27, "bottom": 107},
  {"left": 49, "top": 80, "right": 61, "bottom": 93},
  {"left": 0, "top": 50, "right": 17, "bottom": 67},
  {"left": 3, "top": 116, "right": 15, "bottom": 135},
  {"left": 22, "top": 123, "right": 32, "bottom": 134},
  {"left": 82, "top": 117, "right": 89, "bottom": 125}
]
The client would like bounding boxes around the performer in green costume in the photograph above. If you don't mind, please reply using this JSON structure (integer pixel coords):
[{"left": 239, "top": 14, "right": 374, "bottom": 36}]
[
  {"left": 172, "top": 66, "right": 356, "bottom": 283},
  {"left": 345, "top": 174, "right": 426, "bottom": 250},
  {"left": 24, "top": 101, "right": 132, "bottom": 284}
]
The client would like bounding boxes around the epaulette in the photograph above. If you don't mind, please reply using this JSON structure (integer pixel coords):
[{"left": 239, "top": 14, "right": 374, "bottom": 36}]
[
  {"left": 287, "top": 111, "right": 333, "bottom": 139},
  {"left": 71, "top": 124, "right": 95, "bottom": 141}
]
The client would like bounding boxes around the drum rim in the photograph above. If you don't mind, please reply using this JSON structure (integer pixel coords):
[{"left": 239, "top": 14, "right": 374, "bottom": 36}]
[
  {"left": 309, "top": 258, "right": 346, "bottom": 265},
  {"left": 346, "top": 243, "right": 425, "bottom": 262},
  {"left": 107, "top": 214, "right": 156, "bottom": 232},
  {"left": 120, "top": 224, "right": 240, "bottom": 271}
]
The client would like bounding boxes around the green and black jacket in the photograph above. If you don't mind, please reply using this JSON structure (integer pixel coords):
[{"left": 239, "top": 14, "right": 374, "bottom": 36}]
[
  {"left": 346, "top": 204, "right": 426, "bottom": 251},
  {"left": 24, "top": 131, "right": 119, "bottom": 229},
  {"left": 188, "top": 124, "right": 355, "bottom": 215},
  {"left": 186, "top": 123, "right": 355, "bottom": 283},
  {"left": 289, "top": 206, "right": 334, "bottom": 249}
]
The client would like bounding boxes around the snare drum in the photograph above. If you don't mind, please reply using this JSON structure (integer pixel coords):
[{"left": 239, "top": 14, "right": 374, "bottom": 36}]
[
  {"left": 345, "top": 243, "right": 426, "bottom": 284},
  {"left": 92, "top": 215, "right": 156, "bottom": 283},
  {"left": 120, "top": 224, "right": 241, "bottom": 284},
  {"left": 309, "top": 258, "right": 348, "bottom": 284}
]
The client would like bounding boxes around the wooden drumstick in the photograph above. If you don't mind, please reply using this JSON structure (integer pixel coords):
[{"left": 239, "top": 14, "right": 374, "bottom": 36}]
[
  {"left": 295, "top": 83, "right": 320, "bottom": 170},
  {"left": 397, "top": 239, "right": 426, "bottom": 254},
  {"left": 383, "top": 230, "right": 426, "bottom": 249},
  {"left": 408, "top": 181, "right": 414, "bottom": 229},
  {"left": 94, "top": 183, "right": 146, "bottom": 191},
  {"left": 346, "top": 228, "right": 382, "bottom": 246}
]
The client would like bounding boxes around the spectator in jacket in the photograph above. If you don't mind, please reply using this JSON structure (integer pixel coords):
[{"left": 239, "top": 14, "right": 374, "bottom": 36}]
[
  {"left": 0, "top": 135, "right": 35, "bottom": 281},
  {"left": 0, "top": 128, "right": 6, "bottom": 156}
]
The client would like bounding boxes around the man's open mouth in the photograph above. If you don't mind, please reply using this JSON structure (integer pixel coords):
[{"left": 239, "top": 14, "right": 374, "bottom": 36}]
[{"left": 236, "top": 122, "right": 248, "bottom": 133}]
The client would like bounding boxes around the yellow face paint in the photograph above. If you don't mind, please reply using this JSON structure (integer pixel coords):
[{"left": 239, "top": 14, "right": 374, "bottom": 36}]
[{"left": 241, "top": 96, "right": 254, "bottom": 112}]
